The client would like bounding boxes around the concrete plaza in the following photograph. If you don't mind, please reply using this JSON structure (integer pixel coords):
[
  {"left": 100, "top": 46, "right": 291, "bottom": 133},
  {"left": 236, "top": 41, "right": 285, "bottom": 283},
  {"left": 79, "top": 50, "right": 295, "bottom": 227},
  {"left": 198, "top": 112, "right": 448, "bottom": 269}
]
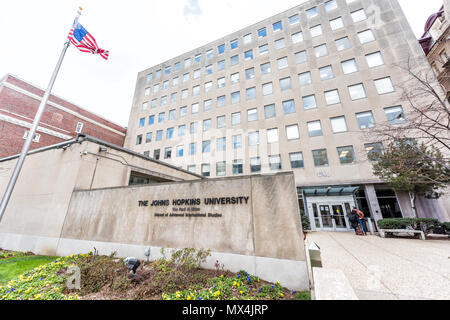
[{"left": 306, "top": 232, "right": 450, "bottom": 300}]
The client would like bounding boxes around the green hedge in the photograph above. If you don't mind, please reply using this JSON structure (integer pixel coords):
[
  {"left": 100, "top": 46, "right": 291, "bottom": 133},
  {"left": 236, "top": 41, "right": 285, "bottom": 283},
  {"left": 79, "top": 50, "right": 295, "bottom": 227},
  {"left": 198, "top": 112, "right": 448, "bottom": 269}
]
[{"left": 377, "top": 218, "right": 443, "bottom": 235}]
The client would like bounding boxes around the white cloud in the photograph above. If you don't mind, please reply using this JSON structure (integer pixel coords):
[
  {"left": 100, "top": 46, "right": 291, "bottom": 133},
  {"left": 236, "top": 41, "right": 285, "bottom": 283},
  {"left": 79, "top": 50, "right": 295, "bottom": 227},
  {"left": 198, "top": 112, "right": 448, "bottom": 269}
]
[{"left": 184, "top": 0, "right": 202, "bottom": 22}]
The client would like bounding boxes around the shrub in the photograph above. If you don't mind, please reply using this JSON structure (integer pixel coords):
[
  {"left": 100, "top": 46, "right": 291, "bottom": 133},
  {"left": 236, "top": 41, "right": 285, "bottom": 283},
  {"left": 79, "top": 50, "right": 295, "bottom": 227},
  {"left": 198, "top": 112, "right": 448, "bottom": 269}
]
[
  {"left": 377, "top": 218, "right": 442, "bottom": 235},
  {"left": 301, "top": 212, "right": 311, "bottom": 230},
  {"left": 442, "top": 222, "right": 450, "bottom": 232}
]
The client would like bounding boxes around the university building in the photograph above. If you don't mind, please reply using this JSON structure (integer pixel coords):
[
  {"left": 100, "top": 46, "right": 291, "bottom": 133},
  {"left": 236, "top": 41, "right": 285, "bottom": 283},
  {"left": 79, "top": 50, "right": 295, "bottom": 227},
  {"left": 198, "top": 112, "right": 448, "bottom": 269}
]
[
  {"left": 125, "top": 0, "right": 450, "bottom": 229},
  {"left": 0, "top": 73, "right": 127, "bottom": 158}
]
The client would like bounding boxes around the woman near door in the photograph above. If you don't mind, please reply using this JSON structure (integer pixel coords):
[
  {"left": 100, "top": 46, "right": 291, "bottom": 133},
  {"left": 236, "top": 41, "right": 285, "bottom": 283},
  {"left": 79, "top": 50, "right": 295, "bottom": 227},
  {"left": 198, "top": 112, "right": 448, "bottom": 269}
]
[{"left": 350, "top": 207, "right": 366, "bottom": 236}]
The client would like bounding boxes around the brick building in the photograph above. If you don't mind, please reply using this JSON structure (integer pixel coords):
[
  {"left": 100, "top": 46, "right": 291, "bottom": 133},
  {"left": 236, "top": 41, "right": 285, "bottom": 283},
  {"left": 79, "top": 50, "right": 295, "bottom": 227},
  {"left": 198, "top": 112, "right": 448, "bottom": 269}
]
[{"left": 0, "top": 74, "right": 126, "bottom": 158}]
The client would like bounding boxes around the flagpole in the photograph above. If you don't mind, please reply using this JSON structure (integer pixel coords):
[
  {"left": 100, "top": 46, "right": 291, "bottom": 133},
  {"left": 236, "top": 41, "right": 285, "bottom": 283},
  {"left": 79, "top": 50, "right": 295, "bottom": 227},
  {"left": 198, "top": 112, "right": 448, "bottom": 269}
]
[{"left": 0, "top": 8, "right": 82, "bottom": 223}]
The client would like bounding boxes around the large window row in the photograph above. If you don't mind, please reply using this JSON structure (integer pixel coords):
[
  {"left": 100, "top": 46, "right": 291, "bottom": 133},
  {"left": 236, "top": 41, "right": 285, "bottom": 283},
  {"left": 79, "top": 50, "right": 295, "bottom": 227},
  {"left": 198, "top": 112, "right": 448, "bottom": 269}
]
[{"left": 143, "top": 1, "right": 369, "bottom": 90}]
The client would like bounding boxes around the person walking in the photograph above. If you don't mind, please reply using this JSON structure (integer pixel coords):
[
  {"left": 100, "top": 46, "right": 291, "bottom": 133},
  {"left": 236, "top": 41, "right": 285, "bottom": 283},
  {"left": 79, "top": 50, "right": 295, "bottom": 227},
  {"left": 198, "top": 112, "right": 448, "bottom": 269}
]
[{"left": 348, "top": 209, "right": 362, "bottom": 235}]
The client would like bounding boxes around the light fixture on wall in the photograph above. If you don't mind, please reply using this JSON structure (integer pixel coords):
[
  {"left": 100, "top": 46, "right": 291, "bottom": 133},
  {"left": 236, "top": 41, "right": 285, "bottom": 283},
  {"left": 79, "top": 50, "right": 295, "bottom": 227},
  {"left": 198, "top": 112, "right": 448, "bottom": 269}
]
[{"left": 99, "top": 146, "right": 108, "bottom": 152}]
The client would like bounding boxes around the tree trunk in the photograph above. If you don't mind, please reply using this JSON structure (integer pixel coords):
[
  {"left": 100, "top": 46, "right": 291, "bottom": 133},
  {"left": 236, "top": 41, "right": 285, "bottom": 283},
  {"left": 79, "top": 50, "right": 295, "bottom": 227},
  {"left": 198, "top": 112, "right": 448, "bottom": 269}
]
[{"left": 409, "top": 192, "right": 418, "bottom": 218}]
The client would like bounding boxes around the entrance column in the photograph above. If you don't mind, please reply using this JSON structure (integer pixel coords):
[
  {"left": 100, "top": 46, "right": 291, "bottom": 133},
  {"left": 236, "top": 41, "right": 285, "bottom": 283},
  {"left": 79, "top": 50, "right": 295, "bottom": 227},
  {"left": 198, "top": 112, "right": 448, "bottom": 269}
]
[{"left": 364, "top": 184, "right": 383, "bottom": 224}]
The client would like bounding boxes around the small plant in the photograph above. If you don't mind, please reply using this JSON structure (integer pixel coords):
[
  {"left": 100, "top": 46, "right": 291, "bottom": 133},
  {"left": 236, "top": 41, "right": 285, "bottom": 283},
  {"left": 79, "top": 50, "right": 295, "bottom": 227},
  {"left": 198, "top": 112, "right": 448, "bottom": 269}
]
[{"left": 377, "top": 218, "right": 442, "bottom": 235}]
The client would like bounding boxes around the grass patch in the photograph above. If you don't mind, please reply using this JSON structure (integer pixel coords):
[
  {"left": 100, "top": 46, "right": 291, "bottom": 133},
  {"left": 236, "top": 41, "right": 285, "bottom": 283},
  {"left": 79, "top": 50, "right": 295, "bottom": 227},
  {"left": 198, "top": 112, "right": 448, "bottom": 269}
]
[{"left": 0, "top": 255, "right": 57, "bottom": 285}]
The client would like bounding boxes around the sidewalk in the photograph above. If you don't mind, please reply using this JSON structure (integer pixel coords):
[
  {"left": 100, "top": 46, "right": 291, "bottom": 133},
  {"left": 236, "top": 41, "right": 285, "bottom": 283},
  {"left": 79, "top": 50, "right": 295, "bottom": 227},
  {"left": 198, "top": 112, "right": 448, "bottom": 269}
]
[{"left": 306, "top": 232, "right": 450, "bottom": 300}]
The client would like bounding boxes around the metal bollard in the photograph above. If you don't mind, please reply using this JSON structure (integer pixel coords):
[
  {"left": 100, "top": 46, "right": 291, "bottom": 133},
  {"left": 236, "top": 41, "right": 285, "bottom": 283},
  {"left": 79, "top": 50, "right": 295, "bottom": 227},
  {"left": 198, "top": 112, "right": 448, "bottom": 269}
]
[{"left": 309, "top": 242, "right": 322, "bottom": 268}]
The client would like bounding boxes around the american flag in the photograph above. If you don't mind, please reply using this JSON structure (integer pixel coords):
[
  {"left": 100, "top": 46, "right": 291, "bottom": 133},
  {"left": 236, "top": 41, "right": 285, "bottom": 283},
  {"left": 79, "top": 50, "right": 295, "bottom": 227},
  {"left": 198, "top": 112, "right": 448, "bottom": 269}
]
[{"left": 68, "top": 18, "right": 109, "bottom": 60}]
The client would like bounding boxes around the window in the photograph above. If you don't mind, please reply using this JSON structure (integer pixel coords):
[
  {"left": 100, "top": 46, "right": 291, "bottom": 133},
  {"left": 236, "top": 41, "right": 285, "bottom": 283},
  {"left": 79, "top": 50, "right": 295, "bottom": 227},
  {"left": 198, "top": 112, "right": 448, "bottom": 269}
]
[
  {"left": 246, "top": 87, "right": 256, "bottom": 100},
  {"left": 306, "top": 7, "right": 318, "bottom": 19},
  {"left": 286, "top": 124, "right": 300, "bottom": 140},
  {"left": 155, "top": 69, "right": 161, "bottom": 78},
  {"left": 358, "top": 29, "right": 375, "bottom": 44},
  {"left": 230, "top": 55, "right": 239, "bottom": 66},
  {"left": 250, "top": 157, "right": 261, "bottom": 173},
  {"left": 330, "top": 17, "right": 344, "bottom": 30},
  {"left": 314, "top": 44, "right": 328, "bottom": 58},
  {"left": 190, "top": 122, "right": 198, "bottom": 134},
  {"left": 166, "top": 127, "right": 174, "bottom": 139},
  {"left": 295, "top": 51, "right": 307, "bottom": 64},
  {"left": 164, "top": 147, "right": 172, "bottom": 159},
  {"left": 312, "top": 149, "right": 329, "bottom": 167},
  {"left": 160, "top": 96, "right": 167, "bottom": 106},
  {"left": 310, "top": 25, "right": 323, "bottom": 37},
  {"left": 156, "top": 130, "right": 163, "bottom": 141},
  {"left": 348, "top": 83, "right": 367, "bottom": 100},
  {"left": 249, "top": 131, "right": 260, "bottom": 146},
  {"left": 153, "top": 84, "right": 159, "bottom": 93},
  {"left": 269, "top": 155, "right": 282, "bottom": 171},
  {"left": 289, "top": 14, "right": 300, "bottom": 25},
  {"left": 244, "top": 49, "right": 254, "bottom": 60},
  {"left": 243, "top": 33, "right": 252, "bottom": 44},
  {"left": 189, "top": 143, "right": 196, "bottom": 155},
  {"left": 217, "top": 95, "right": 226, "bottom": 107},
  {"left": 202, "top": 140, "right": 211, "bottom": 153},
  {"left": 168, "top": 109, "right": 176, "bottom": 120},
  {"left": 201, "top": 164, "right": 210, "bottom": 177},
  {"left": 151, "top": 99, "right": 157, "bottom": 108},
  {"left": 144, "top": 87, "right": 150, "bottom": 96},
  {"left": 259, "top": 44, "right": 269, "bottom": 55},
  {"left": 319, "top": 65, "right": 334, "bottom": 80},
  {"left": 205, "top": 64, "right": 213, "bottom": 74},
  {"left": 280, "top": 77, "right": 292, "bottom": 91},
  {"left": 216, "top": 137, "right": 226, "bottom": 151},
  {"left": 148, "top": 115, "right": 155, "bottom": 125},
  {"left": 176, "top": 145, "right": 184, "bottom": 157},
  {"left": 273, "top": 21, "right": 283, "bottom": 32},
  {"left": 174, "top": 61, "right": 181, "bottom": 71},
  {"left": 217, "top": 60, "right": 225, "bottom": 71},
  {"left": 325, "top": 0, "right": 338, "bottom": 11},
  {"left": 283, "top": 100, "right": 296, "bottom": 114},
  {"left": 136, "top": 135, "right": 142, "bottom": 145},
  {"left": 303, "top": 95, "right": 317, "bottom": 110},
  {"left": 232, "top": 135, "right": 242, "bottom": 149},
  {"left": 274, "top": 38, "right": 285, "bottom": 50},
  {"left": 184, "top": 58, "right": 191, "bottom": 68},
  {"left": 217, "top": 115, "right": 226, "bottom": 128},
  {"left": 205, "top": 81, "right": 212, "bottom": 93},
  {"left": 158, "top": 112, "right": 165, "bottom": 123},
  {"left": 351, "top": 9, "right": 367, "bottom": 23},
  {"left": 365, "top": 143, "right": 385, "bottom": 161},
  {"left": 195, "top": 54, "right": 201, "bottom": 63},
  {"left": 307, "top": 121, "right": 323, "bottom": 137},
  {"left": 337, "top": 146, "right": 356, "bottom": 164},
  {"left": 178, "top": 125, "right": 186, "bottom": 136},
  {"left": 261, "top": 62, "right": 271, "bottom": 75},
  {"left": 277, "top": 57, "right": 288, "bottom": 69},
  {"left": 139, "top": 118, "right": 145, "bottom": 128},
  {"left": 231, "top": 72, "right": 240, "bottom": 85},
  {"left": 331, "top": 116, "right": 348, "bottom": 133},
  {"left": 231, "top": 112, "right": 241, "bottom": 125},
  {"left": 262, "top": 82, "right": 273, "bottom": 95},
  {"left": 191, "top": 103, "right": 199, "bottom": 114},
  {"left": 290, "top": 152, "right": 304, "bottom": 169},
  {"left": 206, "top": 49, "right": 213, "bottom": 59},
  {"left": 182, "top": 89, "right": 188, "bottom": 99},
  {"left": 230, "top": 39, "right": 238, "bottom": 50},
  {"left": 356, "top": 111, "right": 376, "bottom": 129},
  {"left": 171, "top": 92, "right": 177, "bottom": 103},
  {"left": 231, "top": 91, "right": 240, "bottom": 104},
  {"left": 267, "top": 128, "right": 279, "bottom": 143},
  {"left": 183, "top": 73, "right": 190, "bottom": 82},
  {"left": 187, "top": 165, "right": 196, "bottom": 173},
  {"left": 247, "top": 108, "right": 258, "bottom": 122},
  {"left": 154, "top": 149, "right": 160, "bottom": 160},
  {"left": 218, "top": 44, "right": 225, "bottom": 54},
  {"left": 299, "top": 72, "right": 312, "bottom": 86},
  {"left": 292, "top": 32, "right": 304, "bottom": 44},
  {"left": 384, "top": 106, "right": 406, "bottom": 124},
  {"left": 194, "top": 69, "right": 201, "bottom": 79},
  {"left": 146, "top": 73, "right": 153, "bottom": 82},
  {"left": 264, "top": 104, "right": 276, "bottom": 119},
  {"left": 217, "top": 77, "right": 226, "bottom": 88},
  {"left": 203, "top": 119, "right": 212, "bottom": 132},
  {"left": 180, "top": 106, "right": 187, "bottom": 117},
  {"left": 366, "top": 52, "right": 384, "bottom": 68},
  {"left": 204, "top": 99, "right": 212, "bottom": 111},
  {"left": 325, "top": 89, "right": 341, "bottom": 105},
  {"left": 216, "top": 162, "right": 226, "bottom": 176},
  {"left": 245, "top": 68, "right": 255, "bottom": 80},
  {"left": 165, "top": 66, "right": 171, "bottom": 75},
  {"left": 336, "top": 37, "right": 351, "bottom": 51},
  {"left": 233, "top": 160, "right": 244, "bottom": 175},
  {"left": 374, "top": 77, "right": 395, "bottom": 94},
  {"left": 258, "top": 27, "right": 267, "bottom": 38},
  {"left": 143, "top": 151, "right": 150, "bottom": 157},
  {"left": 342, "top": 59, "right": 358, "bottom": 74}
]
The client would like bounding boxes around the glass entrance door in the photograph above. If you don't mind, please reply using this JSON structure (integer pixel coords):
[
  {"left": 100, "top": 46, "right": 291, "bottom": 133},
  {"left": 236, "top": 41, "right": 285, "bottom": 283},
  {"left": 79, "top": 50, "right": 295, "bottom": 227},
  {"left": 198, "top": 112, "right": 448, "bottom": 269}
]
[
  {"left": 319, "top": 205, "right": 333, "bottom": 228},
  {"left": 332, "top": 205, "right": 347, "bottom": 229}
]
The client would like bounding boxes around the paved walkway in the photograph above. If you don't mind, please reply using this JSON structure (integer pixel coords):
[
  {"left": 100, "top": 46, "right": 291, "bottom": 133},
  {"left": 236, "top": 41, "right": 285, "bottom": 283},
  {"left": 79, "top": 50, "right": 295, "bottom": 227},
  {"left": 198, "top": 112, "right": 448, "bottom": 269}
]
[{"left": 306, "top": 232, "right": 450, "bottom": 300}]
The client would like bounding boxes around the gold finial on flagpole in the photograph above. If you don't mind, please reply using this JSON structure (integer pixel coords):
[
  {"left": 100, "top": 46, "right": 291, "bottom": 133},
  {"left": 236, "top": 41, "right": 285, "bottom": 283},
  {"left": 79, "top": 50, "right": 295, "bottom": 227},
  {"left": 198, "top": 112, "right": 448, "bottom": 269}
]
[{"left": 79, "top": 6, "right": 83, "bottom": 11}]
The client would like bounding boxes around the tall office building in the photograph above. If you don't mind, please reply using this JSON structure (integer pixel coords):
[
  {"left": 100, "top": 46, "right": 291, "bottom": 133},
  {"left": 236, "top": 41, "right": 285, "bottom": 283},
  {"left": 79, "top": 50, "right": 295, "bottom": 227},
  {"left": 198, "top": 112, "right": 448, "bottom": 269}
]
[{"left": 125, "top": 0, "right": 450, "bottom": 229}]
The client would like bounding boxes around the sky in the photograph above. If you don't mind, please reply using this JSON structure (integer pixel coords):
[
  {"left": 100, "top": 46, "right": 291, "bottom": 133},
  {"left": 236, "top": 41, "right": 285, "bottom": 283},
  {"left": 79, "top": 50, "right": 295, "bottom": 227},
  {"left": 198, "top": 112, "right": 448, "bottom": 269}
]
[{"left": 0, "top": 0, "right": 443, "bottom": 127}]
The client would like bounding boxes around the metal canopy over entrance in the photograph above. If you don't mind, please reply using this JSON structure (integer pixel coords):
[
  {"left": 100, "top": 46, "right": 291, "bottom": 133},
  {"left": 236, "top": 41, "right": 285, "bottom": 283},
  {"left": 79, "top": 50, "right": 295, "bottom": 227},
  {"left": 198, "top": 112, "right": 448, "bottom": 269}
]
[{"left": 303, "top": 186, "right": 359, "bottom": 197}]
